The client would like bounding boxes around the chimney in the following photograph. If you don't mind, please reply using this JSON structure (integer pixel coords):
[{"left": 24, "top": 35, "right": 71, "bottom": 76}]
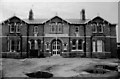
[
  {"left": 29, "top": 9, "right": 34, "bottom": 20},
  {"left": 81, "top": 9, "right": 85, "bottom": 21}
]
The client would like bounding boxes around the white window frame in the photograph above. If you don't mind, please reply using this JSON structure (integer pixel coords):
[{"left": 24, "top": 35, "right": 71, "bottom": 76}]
[
  {"left": 9, "top": 40, "right": 12, "bottom": 52},
  {"left": 50, "top": 23, "right": 56, "bottom": 33},
  {"left": 34, "top": 26, "right": 38, "bottom": 36},
  {"left": 28, "top": 41, "right": 31, "bottom": 49},
  {"left": 92, "top": 24, "right": 97, "bottom": 33},
  {"left": 97, "top": 40, "right": 103, "bottom": 52},
  {"left": 71, "top": 39, "right": 76, "bottom": 51},
  {"left": 16, "top": 24, "right": 21, "bottom": 33},
  {"left": 78, "top": 40, "right": 83, "bottom": 51},
  {"left": 98, "top": 24, "right": 103, "bottom": 33},
  {"left": 92, "top": 41, "right": 96, "bottom": 52},
  {"left": 46, "top": 42, "right": 49, "bottom": 50},
  {"left": 34, "top": 40, "right": 38, "bottom": 49},
  {"left": 57, "top": 23, "right": 63, "bottom": 33},
  {"left": 75, "top": 26, "right": 79, "bottom": 33},
  {"left": 9, "top": 24, "right": 14, "bottom": 33},
  {"left": 63, "top": 43, "right": 67, "bottom": 50}
]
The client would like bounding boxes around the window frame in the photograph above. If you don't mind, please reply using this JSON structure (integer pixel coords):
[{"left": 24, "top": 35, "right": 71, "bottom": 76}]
[
  {"left": 92, "top": 23, "right": 97, "bottom": 33},
  {"left": 33, "top": 26, "right": 38, "bottom": 36},
  {"left": 16, "top": 23, "right": 21, "bottom": 33},
  {"left": 9, "top": 23, "right": 15, "bottom": 33},
  {"left": 75, "top": 26, "right": 79, "bottom": 33},
  {"left": 72, "top": 39, "right": 76, "bottom": 50},
  {"left": 57, "top": 23, "right": 63, "bottom": 33},
  {"left": 97, "top": 40, "right": 104, "bottom": 52},
  {"left": 98, "top": 24, "right": 103, "bottom": 33},
  {"left": 50, "top": 23, "right": 56, "bottom": 33},
  {"left": 78, "top": 39, "right": 83, "bottom": 51}
]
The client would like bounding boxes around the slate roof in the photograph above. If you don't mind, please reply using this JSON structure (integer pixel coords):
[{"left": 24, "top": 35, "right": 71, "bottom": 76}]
[{"left": 23, "top": 18, "right": 90, "bottom": 24}]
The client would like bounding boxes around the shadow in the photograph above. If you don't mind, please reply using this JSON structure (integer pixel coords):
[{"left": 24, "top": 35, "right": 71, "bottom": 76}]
[{"left": 25, "top": 71, "right": 53, "bottom": 78}]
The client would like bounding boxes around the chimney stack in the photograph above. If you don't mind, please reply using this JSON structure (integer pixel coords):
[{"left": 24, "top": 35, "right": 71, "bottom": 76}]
[
  {"left": 81, "top": 9, "right": 85, "bottom": 21},
  {"left": 29, "top": 9, "right": 34, "bottom": 20}
]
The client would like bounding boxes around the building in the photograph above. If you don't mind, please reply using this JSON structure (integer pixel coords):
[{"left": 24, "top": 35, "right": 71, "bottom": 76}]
[{"left": 1, "top": 9, "right": 117, "bottom": 58}]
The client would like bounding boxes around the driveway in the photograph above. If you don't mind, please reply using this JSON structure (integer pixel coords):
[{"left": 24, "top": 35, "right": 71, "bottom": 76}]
[{"left": 1, "top": 56, "right": 119, "bottom": 77}]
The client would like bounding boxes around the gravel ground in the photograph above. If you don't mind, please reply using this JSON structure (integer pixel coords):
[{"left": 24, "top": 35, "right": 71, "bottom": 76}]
[{"left": 1, "top": 56, "right": 119, "bottom": 78}]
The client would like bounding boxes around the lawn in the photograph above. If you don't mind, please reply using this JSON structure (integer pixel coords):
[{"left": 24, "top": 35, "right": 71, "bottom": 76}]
[{"left": 1, "top": 56, "right": 119, "bottom": 78}]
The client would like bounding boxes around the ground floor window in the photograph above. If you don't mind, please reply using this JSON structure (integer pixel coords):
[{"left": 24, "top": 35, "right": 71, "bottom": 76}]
[
  {"left": 46, "top": 42, "right": 49, "bottom": 50},
  {"left": 92, "top": 41, "right": 96, "bottom": 52},
  {"left": 92, "top": 40, "right": 104, "bottom": 52},
  {"left": 29, "top": 39, "right": 41, "bottom": 50},
  {"left": 63, "top": 43, "right": 67, "bottom": 50},
  {"left": 72, "top": 39, "right": 76, "bottom": 50},
  {"left": 9, "top": 40, "right": 21, "bottom": 52},
  {"left": 72, "top": 39, "right": 83, "bottom": 51},
  {"left": 97, "top": 40, "right": 103, "bottom": 52}
]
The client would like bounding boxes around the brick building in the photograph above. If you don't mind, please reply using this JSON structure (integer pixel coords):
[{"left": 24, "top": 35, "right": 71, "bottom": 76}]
[{"left": 1, "top": 9, "right": 117, "bottom": 58}]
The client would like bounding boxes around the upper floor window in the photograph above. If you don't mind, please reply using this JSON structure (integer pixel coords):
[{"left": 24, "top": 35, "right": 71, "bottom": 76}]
[
  {"left": 34, "top": 26, "right": 38, "bottom": 33},
  {"left": 34, "top": 26, "right": 38, "bottom": 36},
  {"left": 92, "top": 24, "right": 97, "bottom": 33},
  {"left": 16, "top": 23, "right": 21, "bottom": 33},
  {"left": 9, "top": 23, "right": 22, "bottom": 33},
  {"left": 97, "top": 24, "right": 103, "bottom": 33},
  {"left": 75, "top": 26, "right": 79, "bottom": 32},
  {"left": 50, "top": 23, "right": 56, "bottom": 33},
  {"left": 57, "top": 23, "right": 63, "bottom": 33},
  {"left": 72, "top": 39, "right": 76, "bottom": 50},
  {"left": 9, "top": 23, "right": 15, "bottom": 33},
  {"left": 78, "top": 39, "right": 82, "bottom": 50},
  {"left": 92, "top": 23, "right": 104, "bottom": 33}
]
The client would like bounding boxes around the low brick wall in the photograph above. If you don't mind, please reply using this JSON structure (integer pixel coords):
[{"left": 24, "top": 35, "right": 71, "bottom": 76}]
[{"left": 2, "top": 52, "right": 21, "bottom": 58}]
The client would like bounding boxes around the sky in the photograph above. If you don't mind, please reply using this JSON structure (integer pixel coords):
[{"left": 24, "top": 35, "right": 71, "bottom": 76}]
[{"left": 0, "top": 0, "right": 119, "bottom": 42}]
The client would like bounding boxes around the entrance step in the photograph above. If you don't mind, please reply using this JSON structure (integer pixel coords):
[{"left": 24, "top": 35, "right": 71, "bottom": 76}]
[{"left": 50, "top": 55, "right": 62, "bottom": 59}]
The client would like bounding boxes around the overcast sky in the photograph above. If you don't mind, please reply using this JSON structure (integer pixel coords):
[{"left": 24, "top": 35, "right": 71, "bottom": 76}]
[{"left": 0, "top": 0, "right": 119, "bottom": 42}]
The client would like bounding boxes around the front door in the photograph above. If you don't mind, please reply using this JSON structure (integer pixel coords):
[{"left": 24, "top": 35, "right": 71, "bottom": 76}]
[{"left": 51, "top": 40, "right": 62, "bottom": 56}]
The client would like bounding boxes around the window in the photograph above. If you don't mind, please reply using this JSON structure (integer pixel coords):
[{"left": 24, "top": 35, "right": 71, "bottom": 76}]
[
  {"left": 97, "top": 24, "right": 103, "bottom": 33},
  {"left": 10, "top": 40, "right": 15, "bottom": 52},
  {"left": 16, "top": 40, "right": 21, "bottom": 51},
  {"left": 57, "top": 23, "right": 63, "bottom": 33},
  {"left": 31, "top": 40, "right": 34, "bottom": 49},
  {"left": 35, "top": 40, "right": 38, "bottom": 49},
  {"left": 78, "top": 40, "right": 82, "bottom": 50},
  {"left": 10, "top": 23, "right": 15, "bottom": 33},
  {"left": 64, "top": 43, "right": 67, "bottom": 50},
  {"left": 75, "top": 26, "right": 79, "bottom": 32},
  {"left": 34, "top": 26, "right": 38, "bottom": 36},
  {"left": 97, "top": 40, "right": 103, "bottom": 52},
  {"left": 28, "top": 41, "right": 31, "bottom": 49},
  {"left": 92, "top": 41, "right": 96, "bottom": 52},
  {"left": 50, "top": 23, "right": 56, "bottom": 33},
  {"left": 72, "top": 39, "right": 76, "bottom": 50},
  {"left": 16, "top": 23, "right": 21, "bottom": 33},
  {"left": 34, "top": 26, "right": 38, "bottom": 33},
  {"left": 38, "top": 40, "right": 41, "bottom": 50},
  {"left": 92, "top": 24, "right": 97, "bottom": 33},
  {"left": 46, "top": 42, "right": 49, "bottom": 50}
]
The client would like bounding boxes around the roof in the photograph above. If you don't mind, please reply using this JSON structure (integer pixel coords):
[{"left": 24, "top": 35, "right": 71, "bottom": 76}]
[
  {"left": 23, "top": 19, "right": 47, "bottom": 24},
  {"left": 2, "top": 15, "right": 114, "bottom": 25},
  {"left": 66, "top": 19, "right": 89, "bottom": 24},
  {"left": 2, "top": 15, "right": 26, "bottom": 23},
  {"left": 23, "top": 16, "right": 90, "bottom": 24}
]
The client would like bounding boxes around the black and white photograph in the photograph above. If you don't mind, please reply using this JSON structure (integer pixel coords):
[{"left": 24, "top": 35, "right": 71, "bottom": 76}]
[{"left": 0, "top": 0, "right": 119, "bottom": 78}]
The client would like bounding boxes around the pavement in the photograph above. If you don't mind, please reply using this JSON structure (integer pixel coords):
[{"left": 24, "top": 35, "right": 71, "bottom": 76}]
[{"left": 1, "top": 57, "right": 119, "bottom": 77}]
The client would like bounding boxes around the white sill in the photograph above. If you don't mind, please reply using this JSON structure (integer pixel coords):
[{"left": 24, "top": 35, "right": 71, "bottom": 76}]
[{"left": 71, "top": 50, "right": 83, "bottom": 51}]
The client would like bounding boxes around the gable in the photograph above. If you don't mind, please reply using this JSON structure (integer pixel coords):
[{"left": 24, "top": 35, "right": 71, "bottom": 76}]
[
  {"left": 87, "top": 16, "right": 111, "bottom": 24},
  {"left": 44, "top": 16, "right": 70, "bottom": 24},
  {"left": 2, "top": 16, "right": 26, "bottom": 24}
]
